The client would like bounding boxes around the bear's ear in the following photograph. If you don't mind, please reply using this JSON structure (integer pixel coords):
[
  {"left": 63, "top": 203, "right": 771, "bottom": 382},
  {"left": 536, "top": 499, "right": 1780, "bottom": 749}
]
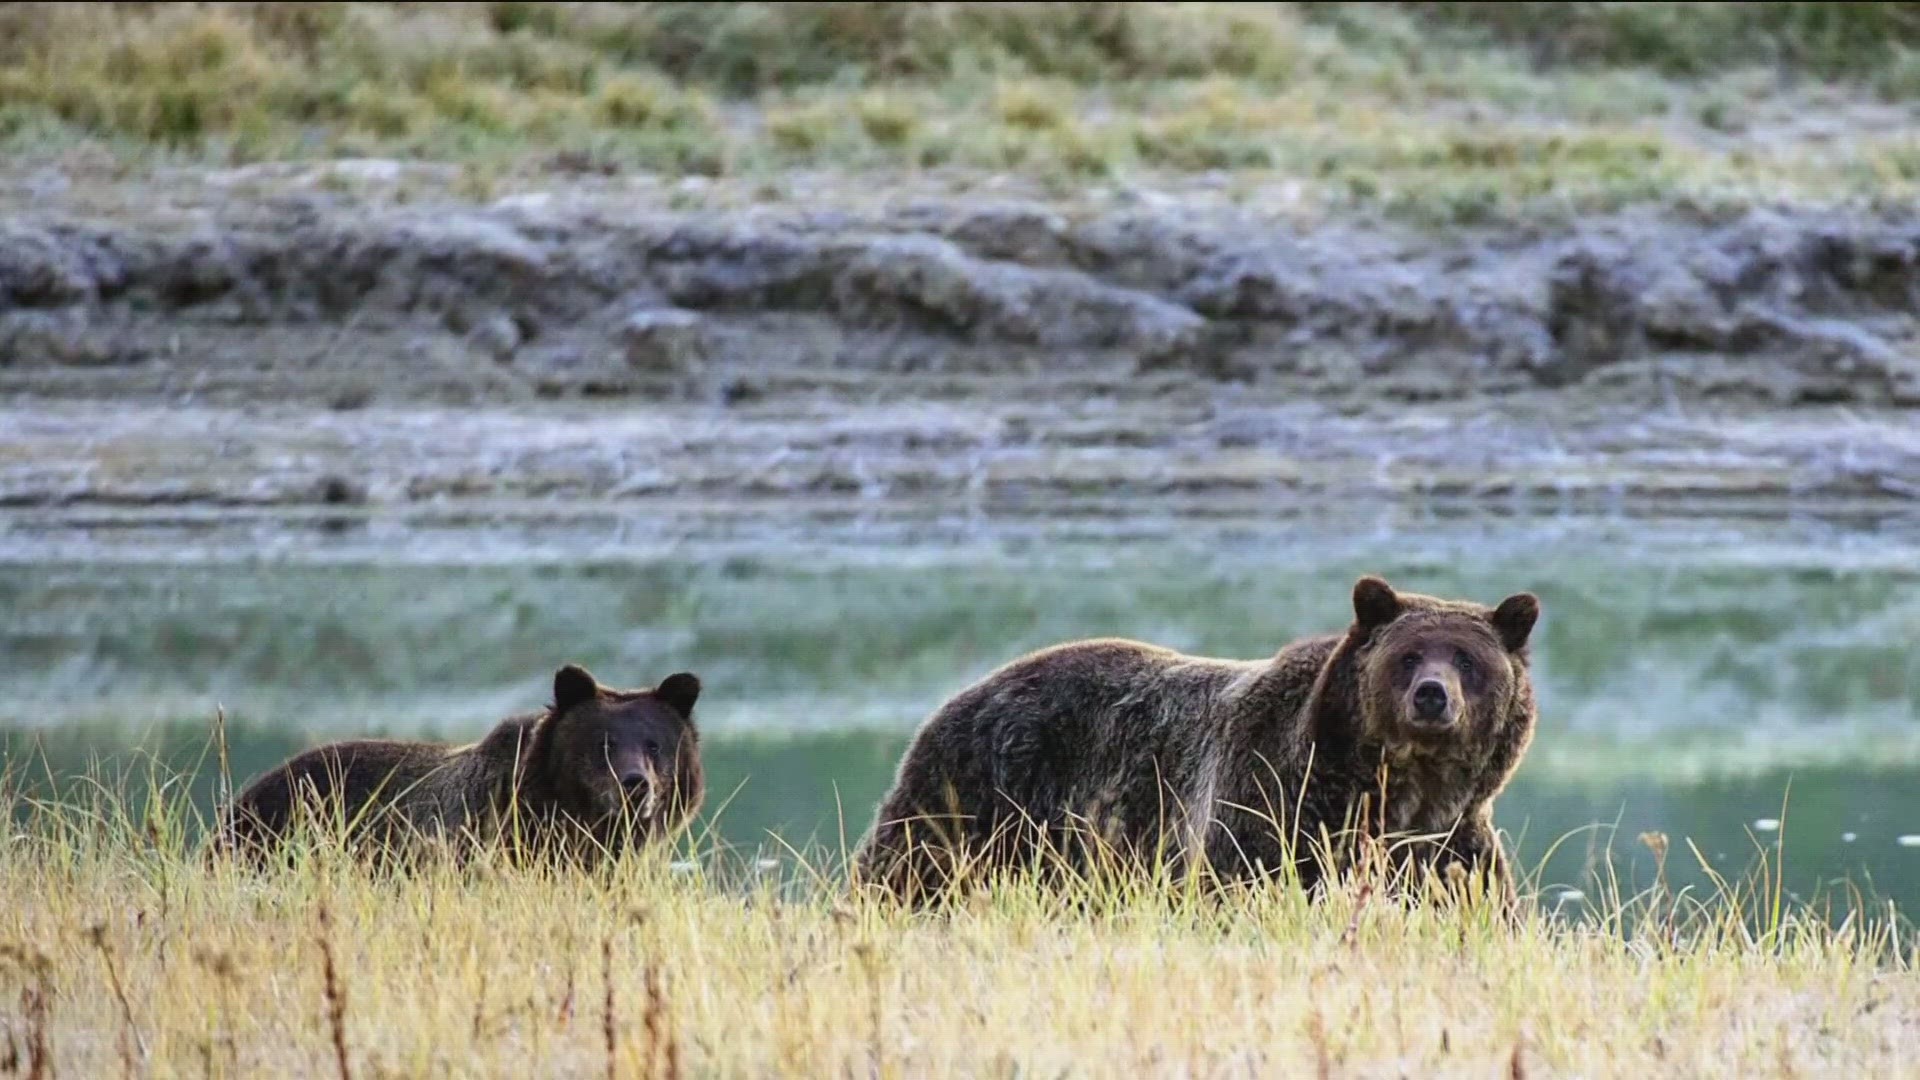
[
  {"left": 1489, "top": 593, "right": 1540, "bottom": 652},
  {"left": 1352, "top": 576, "right": 1401, "bottom": 631},
  {"left": 552, "top": 664, "right": 600, "bottom": 712},
  {"left": 655, "top": 672, "right": 701, "bottom": 719}
]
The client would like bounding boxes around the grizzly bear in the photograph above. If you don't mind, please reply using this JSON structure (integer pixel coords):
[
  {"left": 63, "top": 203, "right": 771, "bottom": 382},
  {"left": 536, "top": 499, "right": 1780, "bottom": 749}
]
[
  {"left": 852, "top": 576, "right": 1540, "bottom": 907},
  {"left": 212, "top": 664, "right": 704, "bottom": 866}
]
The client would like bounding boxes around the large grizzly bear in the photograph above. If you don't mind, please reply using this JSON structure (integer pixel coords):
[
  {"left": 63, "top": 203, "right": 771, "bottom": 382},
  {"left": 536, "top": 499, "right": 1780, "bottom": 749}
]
[
  {"left": 853, "top": 576, "right": 1540, "bottom": 906},
  {"left": 213, "top": 664, "right": 704, "bottom": 865}
]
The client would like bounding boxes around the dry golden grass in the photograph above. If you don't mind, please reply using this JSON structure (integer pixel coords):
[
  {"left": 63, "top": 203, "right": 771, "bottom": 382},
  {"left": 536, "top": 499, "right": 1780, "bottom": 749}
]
[{"left": 0, "top": 755, "right": 1913, "bottom": 1078}]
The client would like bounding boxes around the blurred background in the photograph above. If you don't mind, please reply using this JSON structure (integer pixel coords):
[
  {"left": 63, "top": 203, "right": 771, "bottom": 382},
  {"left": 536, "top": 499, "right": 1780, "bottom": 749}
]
[{"left": 2, "top": 2, "right": 1918, "bottom": 910}]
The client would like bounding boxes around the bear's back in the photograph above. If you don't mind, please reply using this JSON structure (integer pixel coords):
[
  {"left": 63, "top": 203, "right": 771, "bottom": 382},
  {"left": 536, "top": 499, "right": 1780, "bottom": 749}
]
[
  {"left": 922, "top": 639, "right": 1246, "bottom": 808},
  {"left": 220, "top": 738, "right": 458, "bottom": 854}
]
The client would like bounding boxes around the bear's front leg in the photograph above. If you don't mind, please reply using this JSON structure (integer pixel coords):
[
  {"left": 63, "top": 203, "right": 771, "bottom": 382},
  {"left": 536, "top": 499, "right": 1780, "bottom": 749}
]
[{"left": 1405, "top": 808, "right": 1518, "bottom": 916}]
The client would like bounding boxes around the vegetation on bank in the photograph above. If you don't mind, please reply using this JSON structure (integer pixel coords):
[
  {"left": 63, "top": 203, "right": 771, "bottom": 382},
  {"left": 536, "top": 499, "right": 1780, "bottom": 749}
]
[
  {"left": 2, "top": 3, "right": 1919, "bottom": 220},
  {"left": 0, "top": 749, "right": 1912, "bottom": 1077}
]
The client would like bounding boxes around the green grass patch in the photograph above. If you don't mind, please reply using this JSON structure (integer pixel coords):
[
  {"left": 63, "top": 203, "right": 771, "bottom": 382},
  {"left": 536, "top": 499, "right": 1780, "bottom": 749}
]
[{"left": 1, "top": 5, "right": 1917, "bottom": 222}]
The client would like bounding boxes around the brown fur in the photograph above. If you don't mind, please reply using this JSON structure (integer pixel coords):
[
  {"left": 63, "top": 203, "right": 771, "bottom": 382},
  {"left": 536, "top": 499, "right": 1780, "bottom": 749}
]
[
  {"left": 852, "top": 576, "right": 1540, "bottom": 907},
  {"left": 212, "top": 665, "right": 705, "bottom": 866}
]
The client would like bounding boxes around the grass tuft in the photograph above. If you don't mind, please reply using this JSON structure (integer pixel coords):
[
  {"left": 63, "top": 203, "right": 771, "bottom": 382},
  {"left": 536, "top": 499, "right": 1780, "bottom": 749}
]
[
  {"left": 854, "top": 92, "right": 919, "bottom": 148},
  {"left": 316, "top": 902, "right": 352, "bottom": 1080}
]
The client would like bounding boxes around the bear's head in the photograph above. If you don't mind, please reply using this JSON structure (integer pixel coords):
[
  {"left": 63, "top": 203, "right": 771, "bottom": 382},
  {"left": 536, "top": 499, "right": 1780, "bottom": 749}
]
[
  {"left": 518, "top": 664, "right": 705, "bottom": 843},
  {"left": 1314, "top": 576, "right": 1540, "bottom": 772}
]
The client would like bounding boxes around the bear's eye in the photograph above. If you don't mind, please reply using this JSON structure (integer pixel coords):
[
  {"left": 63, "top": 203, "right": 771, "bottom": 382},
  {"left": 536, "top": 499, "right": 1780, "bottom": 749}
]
[
  {"left": 1454, "top": 650, "right": 1476, "bottom": 678},
  {"left": 644, "top": 739, "right": 661, "bottom": 755},
  {"left": 1399, "top": 652, "right": 1421, "bottom": 672}
]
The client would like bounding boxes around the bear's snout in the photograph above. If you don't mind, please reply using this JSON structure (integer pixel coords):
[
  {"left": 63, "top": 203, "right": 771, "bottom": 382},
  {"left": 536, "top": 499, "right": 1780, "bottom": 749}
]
[
  {"left": 1410, "top": 679, "right": 1452, "bottom": 724},
  {"left": 615, "top": 760, "right": 663, "bottom": 817}
]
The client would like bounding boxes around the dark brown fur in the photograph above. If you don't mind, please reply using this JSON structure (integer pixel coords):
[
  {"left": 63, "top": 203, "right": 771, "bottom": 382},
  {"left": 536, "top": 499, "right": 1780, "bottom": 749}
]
[
  {"left": 213, "top": 665, "right": 705, "bottom": 866},
  {"left": 852, "top": 576, "right": 1540, "bottom": 907}
]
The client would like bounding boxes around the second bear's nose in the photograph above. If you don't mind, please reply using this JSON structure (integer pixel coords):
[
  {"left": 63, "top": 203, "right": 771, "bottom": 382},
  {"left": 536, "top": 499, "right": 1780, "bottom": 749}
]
[
  {"left": 1412, "top": 680, "right": 1450, "bottom": 721},
  {"left": 619, "top": 769, "right": 651, "bottom": 791}
]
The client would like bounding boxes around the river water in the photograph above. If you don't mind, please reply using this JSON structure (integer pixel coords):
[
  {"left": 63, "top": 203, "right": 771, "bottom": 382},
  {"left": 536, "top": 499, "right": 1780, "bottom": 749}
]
[{"left": 4, "top": 504, "right": 1917, "bottom": 914}]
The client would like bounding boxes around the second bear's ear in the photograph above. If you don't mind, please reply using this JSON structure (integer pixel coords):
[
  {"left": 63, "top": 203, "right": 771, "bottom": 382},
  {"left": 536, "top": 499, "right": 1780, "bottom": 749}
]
[
  {"left": 655, "top": 672, "right": 701, "bottom": 719},
  {"left": 553, "top": 664, "right": 600, "bottom": 712},
  {"left": 1489, "top": 593, "right": 1540, "bottom": 652},
  {"left": 1352, "top": 576, "right": 1401, "bottom": 630}
]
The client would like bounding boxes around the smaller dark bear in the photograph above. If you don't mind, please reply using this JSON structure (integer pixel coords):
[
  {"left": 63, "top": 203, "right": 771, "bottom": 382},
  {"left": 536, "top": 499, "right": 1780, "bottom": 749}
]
[
  {"left": 853, "top": 576, "right": 1540, "bottom": 908},
  {"left": 212, "top": 664, "right": 704, "bottom": 866}
]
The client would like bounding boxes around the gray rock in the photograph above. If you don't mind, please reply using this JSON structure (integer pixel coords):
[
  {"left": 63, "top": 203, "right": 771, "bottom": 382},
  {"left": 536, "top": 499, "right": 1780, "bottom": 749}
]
[
  {"left": 468, "top": 313, "right": 524, "bottom": 362},
  {"left": 621, "top": 308, "right": 708, "bottom": 373},
  {"left": 1, "top": 194, "right": 1916, "bottom": 406},
  {"left": 0, "top": 309, "right": 139, "bottom": 367}
]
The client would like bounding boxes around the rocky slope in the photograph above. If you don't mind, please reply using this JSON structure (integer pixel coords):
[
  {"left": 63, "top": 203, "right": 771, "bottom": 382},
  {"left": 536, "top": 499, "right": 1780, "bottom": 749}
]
[{"left": 3, "top": 172, "right": 1917, "bottom": 511}]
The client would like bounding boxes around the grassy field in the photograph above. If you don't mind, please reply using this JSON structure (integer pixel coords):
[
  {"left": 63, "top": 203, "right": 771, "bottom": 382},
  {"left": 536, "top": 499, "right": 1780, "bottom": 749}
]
[
  {"left": 3, "top": 2, "right": 1920, "bottom": 221},
  {"left": 0, "top": 759, "right": 1913, "bottom": 1078},
  {"left": 5, "top": 7, "right": 1919, "bottom": 1076}
]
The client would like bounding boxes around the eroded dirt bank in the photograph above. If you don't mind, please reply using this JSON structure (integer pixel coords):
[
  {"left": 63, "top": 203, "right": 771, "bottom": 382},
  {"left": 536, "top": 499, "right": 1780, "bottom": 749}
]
[{"left": 3, "top": 170, "right": 1917, "bottom": 510}]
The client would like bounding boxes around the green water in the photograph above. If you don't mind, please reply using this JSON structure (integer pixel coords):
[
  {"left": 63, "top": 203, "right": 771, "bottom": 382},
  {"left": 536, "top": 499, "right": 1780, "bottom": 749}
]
[{"left": 4, "top": 507, "right": 1919, "bottom": 912}]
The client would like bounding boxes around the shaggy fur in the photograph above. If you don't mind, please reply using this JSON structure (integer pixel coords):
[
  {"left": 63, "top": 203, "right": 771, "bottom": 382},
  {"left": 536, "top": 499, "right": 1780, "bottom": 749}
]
[
  {"left": 213, "top": 664, "right": 705, "bottom": 866},
  {"left": 853, "top": 576, "right": 1540, "bottom": 906}
]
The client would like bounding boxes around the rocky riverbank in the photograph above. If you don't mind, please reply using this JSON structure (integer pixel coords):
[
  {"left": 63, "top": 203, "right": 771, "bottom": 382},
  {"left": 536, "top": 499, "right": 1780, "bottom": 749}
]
[{"left": 3, "top": 167, "right": 1917, "bottom": 511}]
